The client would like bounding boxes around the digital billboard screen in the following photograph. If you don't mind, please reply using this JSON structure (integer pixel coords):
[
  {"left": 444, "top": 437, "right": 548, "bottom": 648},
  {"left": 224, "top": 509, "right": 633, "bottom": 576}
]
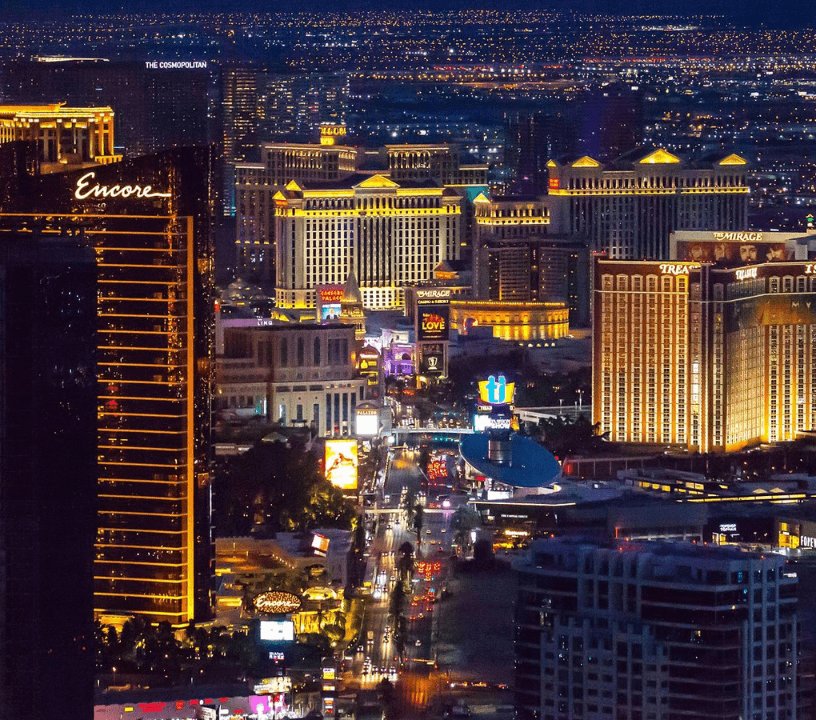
[
  {"left": 356, "top": 409, "right": 379, "bottom": 437},
  {"left": 311, "top": 533, "right": 330, "bottom": 555},
  {"left": 316, "top": 285, "right": 344, "bottom": 321},
  {"left": 260, "top": 620, "right": 295, "bottom": 643},
  {"left": 419, "top": 343, "right": 445, "bottom": 375},
  {"left": 324, "top": 439, "right": 358, "bottom": 490},
  {"left": 416, "top": 305, "right": 450, "bottom": 342}
]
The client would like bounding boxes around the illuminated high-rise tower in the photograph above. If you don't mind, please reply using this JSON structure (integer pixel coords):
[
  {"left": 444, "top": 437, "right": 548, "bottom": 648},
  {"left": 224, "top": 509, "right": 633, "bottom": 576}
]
[
  {"left": 0, "top": 147, "right": 214, "bottom": 624},
  {"left": 547, "top": 148, "right": 749, "bottom": 259}
]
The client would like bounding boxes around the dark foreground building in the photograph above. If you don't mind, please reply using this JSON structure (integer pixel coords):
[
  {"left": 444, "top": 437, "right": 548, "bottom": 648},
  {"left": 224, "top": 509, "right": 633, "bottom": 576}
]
[
  {"left": 0, "top": 231, "right": 96, "bottom": 715},
  {"left": 514, "top": 538, "right": 798, "bottom": 720},
  {"left": 0, "top": 146, "right": 215, "bottom": 628}
]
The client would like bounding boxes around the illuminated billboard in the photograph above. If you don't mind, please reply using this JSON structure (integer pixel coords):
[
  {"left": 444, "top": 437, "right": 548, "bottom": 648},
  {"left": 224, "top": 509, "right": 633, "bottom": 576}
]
[
  {"left": 674, "top": 239, "right": 794, "bottom": 266},
  {"left": 356, "top": 406, "right": 379, "bottom": 437},
  {"left": 419, "top": 343, "right": 445, "bottom": 376},
  {"left": 427, "top": 453, "right": 450, "bottom": 481},
  {"left": 324, "top": 439, "right": 358, "bottom": 490},
  {"left": 416, "top": 305, "right": 450, "bottom": 341},
  {"left": 478, "top": 374, "right": 515, "bottom": 405},
  {"left": 260, "top": 620, "right": 295, "bottom": 643},
  {"left": 316, "top": 285, "right": 344, "bottom": 321},
  {"left": 254, "top": 676, "right": 293, "bottom": 694},
  {"left": 312, "top": 533, "right": 330, "bottom": 555}
]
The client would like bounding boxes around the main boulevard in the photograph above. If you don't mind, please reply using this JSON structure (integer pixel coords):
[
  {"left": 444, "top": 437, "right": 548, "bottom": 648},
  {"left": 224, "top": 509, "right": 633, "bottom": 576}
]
[{"left": 344, "top": 445, "right": 458, "bottom": 717}]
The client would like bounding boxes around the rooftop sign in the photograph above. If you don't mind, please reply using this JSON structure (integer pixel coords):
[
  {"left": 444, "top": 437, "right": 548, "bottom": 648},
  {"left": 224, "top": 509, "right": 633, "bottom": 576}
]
[
  {"left": 74, "top": 171, "right": 170, "bottom": 201},
  {"left": 478, "top": 374, "right": 515, "bottom": 405}
]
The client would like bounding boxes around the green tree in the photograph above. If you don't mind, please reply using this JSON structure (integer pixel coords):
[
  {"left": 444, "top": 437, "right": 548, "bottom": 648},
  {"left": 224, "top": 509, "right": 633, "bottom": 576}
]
[
  {"left": 397, "top": 540, "right": 414, "bottom": 582},
  {"left": 412, "top": 503, "right": 424, "bottom": 544},
  {"left": 537, "top": 414, "right": 610, "bottom": 458},
  {"left": 214, "top": 440, "right": 354, "bottom": 536}
]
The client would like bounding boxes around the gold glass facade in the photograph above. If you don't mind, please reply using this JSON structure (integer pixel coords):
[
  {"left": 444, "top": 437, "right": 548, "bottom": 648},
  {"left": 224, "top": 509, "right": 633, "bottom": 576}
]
[
  {"left": 593, "top": 259, "right": 816, "bottom": 452},
  {"left": 0, "top": 149, "right": 214, "bottom": 624},
  {"left": 94, "top": 212, "right": 202, "bottom": 622}
]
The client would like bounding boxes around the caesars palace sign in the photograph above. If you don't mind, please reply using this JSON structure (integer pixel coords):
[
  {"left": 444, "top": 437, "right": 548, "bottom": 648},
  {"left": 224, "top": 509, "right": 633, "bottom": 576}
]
[{"left": 74, "top": 171, "right": 171, "bottom": 201}]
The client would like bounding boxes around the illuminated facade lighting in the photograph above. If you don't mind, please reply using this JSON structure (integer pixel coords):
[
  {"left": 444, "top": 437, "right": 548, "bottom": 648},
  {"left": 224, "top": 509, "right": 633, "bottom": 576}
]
[
  {"left": 0, "top": 103, "right": 121, "bottom": 172},
  {"left": 0, "top": 149, "right": 214, "bottom": 625},
  {"left": 274, "top": 174, "right": 463, "bottom": 310},
  {"left": 593, "top": 258, "right": 816, "bottom": 451},
  {"left": 547, "top": 149, "right": 749, "bottom": 259},
  {"left": 235, "top": 142, "right": 358, "bottom": 284},
  {"left": 449, "top": 299, "right": 569, "bottom": 341}
]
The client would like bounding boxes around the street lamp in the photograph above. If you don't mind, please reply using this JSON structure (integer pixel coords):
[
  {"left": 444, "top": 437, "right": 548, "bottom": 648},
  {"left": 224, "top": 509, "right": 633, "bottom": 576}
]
[{"left": 577, "top": 389, "right": 584, "bottom": 411}]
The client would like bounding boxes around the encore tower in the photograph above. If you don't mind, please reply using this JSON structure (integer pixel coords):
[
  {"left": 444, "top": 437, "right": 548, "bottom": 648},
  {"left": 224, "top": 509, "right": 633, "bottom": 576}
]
[{"left": 0, "top": 147, "right": 214, "bottom": 624}]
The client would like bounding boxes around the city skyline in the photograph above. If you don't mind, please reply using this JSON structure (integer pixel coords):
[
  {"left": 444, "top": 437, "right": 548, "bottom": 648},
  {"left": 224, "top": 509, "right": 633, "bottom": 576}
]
[{"left": 1, "top": 4, "right": 816, "bottom": 720}]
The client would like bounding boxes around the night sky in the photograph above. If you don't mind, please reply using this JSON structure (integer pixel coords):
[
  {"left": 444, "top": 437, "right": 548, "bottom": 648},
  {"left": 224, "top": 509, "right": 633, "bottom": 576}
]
[{"left": 2, "top": 0, "right": 813, "bottom": 26}]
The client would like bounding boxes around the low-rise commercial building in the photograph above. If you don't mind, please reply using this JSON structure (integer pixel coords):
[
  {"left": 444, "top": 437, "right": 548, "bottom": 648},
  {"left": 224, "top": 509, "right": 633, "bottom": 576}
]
[{"left": 216, "top": 323, "right": 367, "bottom": 436}]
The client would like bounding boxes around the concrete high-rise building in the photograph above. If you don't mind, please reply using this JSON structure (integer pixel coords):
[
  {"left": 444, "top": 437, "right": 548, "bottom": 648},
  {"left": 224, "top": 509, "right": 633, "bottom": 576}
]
[
  {"left": 505, "top": 111, "right": 578, "bottom": 194},
  {"left": 234, "top": 140, "right": 487, "bottom": 286},
  {"left": 385, "top": 144, "right": 488, "bottom": 186},
  {"left": 259, "top": 73, "right": 349, "bottom": 140},
  {"left": 580, "top": 82, "right": 645, "bottom": 161},
  {"left": 222, "top": 66, "right": 260, "bottom": 215},
  {"left": 547, "top": 148, "right": 749, "bottom": 259},
  {"left": 514, "top": 538, "right": 798, "bottom": 720},
  {"left": 235, "top": 141, "right": 358, "bottom": 283},
  {"left": 1, "top": 58, "right": 212, "bottom": 158},
  {"left": 472, "top": 192, "right": 590, "bottom": 326},
  {"left": 592, "top": 255, "right": 816, "bottom": 452},
  {"left": 274, "top": 173, "right": 463, "bottom": 311},
  {"left": 0, "top": 230, "right": 96, "bottom": 717},
  {"left": 0, "top": 147, "right": 215, "bottom": 624}
]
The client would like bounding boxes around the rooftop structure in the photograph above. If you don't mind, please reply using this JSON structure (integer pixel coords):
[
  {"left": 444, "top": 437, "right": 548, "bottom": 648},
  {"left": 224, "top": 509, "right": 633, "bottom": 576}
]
[{"left": 0, "top": 103, "right": 120, "bottom": 172}]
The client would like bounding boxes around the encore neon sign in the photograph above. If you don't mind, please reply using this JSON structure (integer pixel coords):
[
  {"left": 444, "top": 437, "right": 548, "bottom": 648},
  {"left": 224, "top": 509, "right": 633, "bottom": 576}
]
[{"left": 74, "top": 171, "right": 171, "bottom": 201}]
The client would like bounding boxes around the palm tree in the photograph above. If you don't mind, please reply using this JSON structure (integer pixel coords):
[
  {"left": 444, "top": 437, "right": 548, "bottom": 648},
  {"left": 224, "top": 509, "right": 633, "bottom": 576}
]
[
  {"left": 412, "top": 503, "right": 424, "bottom": 544},
  {"left": 451, "top": 505, "right": 481, "bottom": 556},
  {"left": 397, "top": 541, "right": 414, "bottom": 582}
]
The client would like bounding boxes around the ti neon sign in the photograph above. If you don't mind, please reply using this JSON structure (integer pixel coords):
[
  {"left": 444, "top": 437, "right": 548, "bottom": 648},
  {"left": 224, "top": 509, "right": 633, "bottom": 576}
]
[
  {"left": 74, "top": 171, "right": 171, "bottom": 201},
  {"left": 478, "top": 374, "right": 515, "bottom": 405},
  {"left": 736, "top": 267, "right": 758, "bottom": 281},
  {"left": 659, "top": 263, "right": 695, "bottom": 276}
]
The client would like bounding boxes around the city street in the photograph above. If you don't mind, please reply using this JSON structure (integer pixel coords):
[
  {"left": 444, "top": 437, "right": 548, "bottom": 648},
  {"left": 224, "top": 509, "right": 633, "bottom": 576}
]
[{"left": 347, "top": 446, "right": 459, "bottom": 717}]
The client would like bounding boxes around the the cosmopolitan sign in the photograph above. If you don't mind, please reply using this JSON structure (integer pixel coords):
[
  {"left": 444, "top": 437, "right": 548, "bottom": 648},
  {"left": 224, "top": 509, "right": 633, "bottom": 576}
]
[
  {"left": 145, "top": 60, "right": 208, "bottom": 69},
  {"left": 74, "top": 171, "right": 171, "bottom": 201}
]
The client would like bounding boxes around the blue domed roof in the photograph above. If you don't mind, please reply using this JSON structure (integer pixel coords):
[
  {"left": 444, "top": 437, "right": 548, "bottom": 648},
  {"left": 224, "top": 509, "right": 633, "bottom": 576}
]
[{"left": 460, "top": 433, "right": 561, "bottom": 488}]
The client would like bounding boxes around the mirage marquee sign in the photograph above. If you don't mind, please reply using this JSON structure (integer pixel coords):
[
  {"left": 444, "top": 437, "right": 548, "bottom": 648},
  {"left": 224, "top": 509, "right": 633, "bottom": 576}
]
[{"left": 73, "top": 171, "right": 172, "bottom": 201}]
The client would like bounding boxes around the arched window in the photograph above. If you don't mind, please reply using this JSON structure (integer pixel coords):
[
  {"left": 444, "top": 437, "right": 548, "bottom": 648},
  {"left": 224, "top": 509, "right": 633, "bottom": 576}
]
[
  {"left": 280, "top": 338, "right": 288, "bottom": 367},
  {"left": 314, "top": 337, "right": 321, "bottom": 365},
  {"left": 297, "top": 337, "right": 305, "bottom": 365}
]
